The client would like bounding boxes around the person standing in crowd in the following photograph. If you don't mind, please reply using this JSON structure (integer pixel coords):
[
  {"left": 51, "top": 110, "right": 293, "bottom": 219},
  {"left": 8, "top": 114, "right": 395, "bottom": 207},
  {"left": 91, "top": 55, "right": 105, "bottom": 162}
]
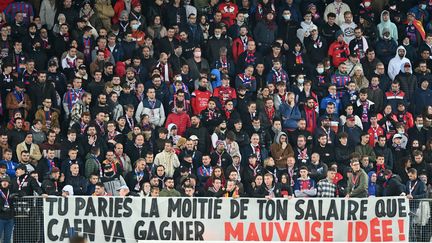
[{"left": 346, "top": 155, "right": 368, "bottom": 198}]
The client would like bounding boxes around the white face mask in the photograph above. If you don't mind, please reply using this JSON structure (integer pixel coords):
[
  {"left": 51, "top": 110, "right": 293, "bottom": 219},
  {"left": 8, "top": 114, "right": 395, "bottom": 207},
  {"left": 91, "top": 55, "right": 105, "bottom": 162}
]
[
  {"left": 364, "top": 1, "right": 371, "bottom": 7},
  {"left": 215, "top": 33, "right": 221, "bottom": 38},
  {"left": 131, "top": 24, "right": 140, "bottom": 30},
  {"left": 390, "top": 5, "right": 396, "bottom": 10},
  {"left": 297, "top": 78, "right": 304, "bottom": 84},
  {"left": 417, "top": 124, "right": 424, "bottom": 129},
  {"left": 283, "top": 15, "right": 291, "bottom": 20},
  {"left": 317, "top": 67, "right": 324, "bottom": 73}
]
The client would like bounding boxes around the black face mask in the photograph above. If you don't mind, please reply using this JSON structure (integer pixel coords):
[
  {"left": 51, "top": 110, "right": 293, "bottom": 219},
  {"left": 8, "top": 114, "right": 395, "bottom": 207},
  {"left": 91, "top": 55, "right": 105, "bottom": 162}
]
[{"left": 105, "top": 171, "right": 114, "bottom": 177}]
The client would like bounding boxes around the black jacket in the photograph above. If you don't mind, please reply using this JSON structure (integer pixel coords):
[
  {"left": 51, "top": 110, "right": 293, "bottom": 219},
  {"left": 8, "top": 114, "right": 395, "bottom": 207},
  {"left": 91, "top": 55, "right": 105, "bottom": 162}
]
[
  {"left": 383, "top": 174, "right": 405, "bottom": 196},
  {"left": 42, "top": 177, "right": 64, "bottom": 196},
  {"left": 11, "top": 174, "right": 43, "bottom": 196},
  {"left": 65, "top": 175, "right": 88, "bottom": 195},
  {"left": 124, "top": 170, "right": 150, "bottom": 193}
]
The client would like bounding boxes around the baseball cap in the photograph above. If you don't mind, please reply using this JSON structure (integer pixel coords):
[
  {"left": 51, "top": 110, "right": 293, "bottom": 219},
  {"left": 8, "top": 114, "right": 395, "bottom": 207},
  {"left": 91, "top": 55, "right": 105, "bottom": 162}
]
[
  {"left": 189, "top": 135, "right": 199, "bottom": 141},
  {"left": 393, "top": 134, "right": 403, "bottom": 139},
  {"left": 0, "top": 175, "right": 10, "bottom": 183}
]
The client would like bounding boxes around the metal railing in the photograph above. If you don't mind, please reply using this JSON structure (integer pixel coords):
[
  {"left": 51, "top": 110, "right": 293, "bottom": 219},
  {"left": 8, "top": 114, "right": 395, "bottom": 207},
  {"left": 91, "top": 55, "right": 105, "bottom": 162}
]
[{"left": 3, "top": 197, "right": 432, "bottom": 242}]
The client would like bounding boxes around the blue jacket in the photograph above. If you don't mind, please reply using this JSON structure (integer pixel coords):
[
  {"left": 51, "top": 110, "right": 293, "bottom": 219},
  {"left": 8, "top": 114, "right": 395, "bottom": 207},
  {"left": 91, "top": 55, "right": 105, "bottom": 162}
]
[
  {"left": 320, "top": 95, "right": 341, "bottom": 115},
  {"left": 412, "top": 88, "right": 432, "bottom": 115},
  {"left": 279, "top": 103, "right": 301, "bottom": 130},
  {"left": 0, "top": 160, "right": 18, "bottom": 178}
]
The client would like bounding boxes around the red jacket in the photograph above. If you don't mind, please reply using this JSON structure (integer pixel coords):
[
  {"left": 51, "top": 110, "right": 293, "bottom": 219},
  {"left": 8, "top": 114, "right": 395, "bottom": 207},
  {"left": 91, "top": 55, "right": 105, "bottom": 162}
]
[
  {"left": 217, "top": 2, "right": 238, "bottom": 27},
  {"left": 112, "top": 0, "right": 126, "bottom": 25},
  {"left": 232, "top": 36, "right": 253, "bottom": 64},
  {"left": 165, "top": 112, "right": 191, "bottom": 136},
  {"left": 191, "top": 89, "right": 212, "bottom": 115},
  {"left": 328, "top": 41, "right": 350, "bottom": 67},
  {"left": 213, "top": 85, "right": 237, "bottom": 106},
  {"left": 367, "top": 125, "right": 385, "bottom": 147},
  {"left": 302, "top": 105, "right": 317, "bottom": 134}
]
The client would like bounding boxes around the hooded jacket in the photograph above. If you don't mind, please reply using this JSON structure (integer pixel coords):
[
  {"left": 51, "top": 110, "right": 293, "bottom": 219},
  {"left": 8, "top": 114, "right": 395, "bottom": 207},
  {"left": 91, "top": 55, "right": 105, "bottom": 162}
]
[
  {"left": 269, "top": 132, "right": 294, "bottom": 169},
  {"left": 377, "top": 10, "right": 398, "bottom": 42},
  {"left": 388, "top": 46, "right": 411, "bottom": 81}
]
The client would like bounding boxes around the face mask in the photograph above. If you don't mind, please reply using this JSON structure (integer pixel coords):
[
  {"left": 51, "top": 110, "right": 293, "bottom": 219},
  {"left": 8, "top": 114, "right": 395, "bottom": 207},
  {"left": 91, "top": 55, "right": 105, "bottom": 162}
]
[
  {"left": 297, "top": 78, "right": 304, "bottom": 84},
  {"left": 398, "top": 130, "right": 404, "bottom": 135},
  {"left": 383, "top": 35, "right": 391, "bottom": 40},
  {"left": 283, "top": 15, "right": 291, "bottom": 20},
  {"left": 417, "top": 124, "right": 424, "bottom": 129},
  {"left": 364, "top": 1, "right": 371, "bottom": 7},
  {"left": 421, "top": 4, "right": 427, "bottom": 10},
  {"left": 390, "top": 5, "right": 396, "bottom": 10},
  {"left": 316, "top": 67, "right": 324, "bottom": 73},
  {"left": 215, "top": 33, "right": 221, "bottom": 38},
  {"left": 131, "top": 24, "right": 140, "bottom": 30}
]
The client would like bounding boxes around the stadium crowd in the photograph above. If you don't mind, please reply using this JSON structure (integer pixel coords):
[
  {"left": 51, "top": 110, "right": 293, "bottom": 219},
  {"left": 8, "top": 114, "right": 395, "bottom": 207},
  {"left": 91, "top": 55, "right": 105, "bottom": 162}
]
[{"left": 1, "top": 0, "right": 432, "bottom": 240}]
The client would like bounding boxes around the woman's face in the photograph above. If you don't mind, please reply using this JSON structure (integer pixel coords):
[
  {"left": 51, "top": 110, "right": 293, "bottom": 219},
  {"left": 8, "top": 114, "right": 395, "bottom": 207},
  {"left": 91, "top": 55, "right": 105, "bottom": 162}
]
[
  {"left": 255, "top": 176, "right": 263, "bottom": 185},
  {"left": 288, "top": 94, "right": 295, "bottom": 103},
  {"left": 154, "top": 16, "right": 161, "bottom": 24},
  {"left": 214, "top": 168, "right": 221, "bottom": 177},
  {"left": 346, "top": 106, "right": 353, "bottom": 114},
  {"left": 355, "top": 69, "right": 362, "bottom": 75},
  {"left": 384, "top": 105, "right": 392, "bottom": 114},
  {"left": 281, "top": 176, "right": 287, "bottom": 183},
  {"left": 427, "top": 106, "right": 432, "bottom": 114},
  {"left": 200, "top": 16, "right": 207, "bottom": 24}
]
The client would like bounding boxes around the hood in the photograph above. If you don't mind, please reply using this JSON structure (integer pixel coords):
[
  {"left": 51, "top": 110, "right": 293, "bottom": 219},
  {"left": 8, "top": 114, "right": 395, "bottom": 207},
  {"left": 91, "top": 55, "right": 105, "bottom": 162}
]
[
  {"left": 395, "top": 46, "right": 407, "bottom": 59},
  {"left": 399, "top": 62, "right": 412, "bottom": 74},
  {"left": 380, "top": 10, "right": 392, "bottom": 24},
  {"left": 210, "top": 69, "right": 221, "bottom": 84},
  {"left": 368, "top": 171, "right": 376, "bottom": 180},
  {"left": 275, "top": 132, "right": 287, "bottom": 144}
]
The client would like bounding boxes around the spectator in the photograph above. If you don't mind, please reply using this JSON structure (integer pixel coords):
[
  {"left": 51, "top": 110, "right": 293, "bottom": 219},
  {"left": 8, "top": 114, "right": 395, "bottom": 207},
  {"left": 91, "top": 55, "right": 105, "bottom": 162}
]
[
  {"left": 346, "top": 155, "right": 368, "bottom": 198},
  {"left": 293, "top": 166, "right": 317, "bottom": 197}
]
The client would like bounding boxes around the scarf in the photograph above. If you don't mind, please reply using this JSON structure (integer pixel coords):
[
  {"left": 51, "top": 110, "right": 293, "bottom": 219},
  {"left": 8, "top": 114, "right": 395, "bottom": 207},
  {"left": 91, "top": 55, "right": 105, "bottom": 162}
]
[
  {"left": 245, "top": 51, "right": 256, "bottom": 64},
  {"left": 294, "top": 51, "right": 303, "bottom": 64},
  {"left": 252, "top": 144, "right": 261, "bottom": 160},
  {"left": 249, "top": 163, "right": 259, "bottom": 177},
  {"left": 265, "top": 107, "right": 275, "bottom": 123},
  {"left": 13, "top": 90, "right": 24, "bottom": 103},
  {"left": 361, "top": 100, "right": 369, "bottom": 122}
]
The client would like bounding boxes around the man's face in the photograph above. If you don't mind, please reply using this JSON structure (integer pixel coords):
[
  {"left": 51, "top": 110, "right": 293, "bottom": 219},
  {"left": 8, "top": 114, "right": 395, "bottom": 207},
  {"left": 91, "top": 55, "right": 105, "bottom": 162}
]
[
  {"left": 326, "top": 105, "right": 335, "bottom": 114},
  {"left": 408, "top": 172, "right": 417, "bottom": 181},
  {"left": 264, "top": 176, "right": 273, "bottom": 186},
  {"left": 415, "top": 155, "right": 423, "bottom": 163},
  {"left": 165, "top": 180, "right": 175, "bottom": 189},
  {"left": 202, "top": 156, "right": 211, "bottom": 165},
  {"left": 378, "top": 137, "right": 386, "bottom": 147},
  {"left": 398, "top": 49, "right": 405, "bottom": 58},
  {"left": 299, "top": 169, "right": 308, "bottom": 178},
  {"left": 344, "top": 14, "right": 353, "bottom": 23},
  {"left": 318, "top": 136, "right": 327, "bottom": 145},
  {"left": 164, "top": 143, "right": 172, "bottom": 152},
  {"left": 70, "top": 164, "right": 79, "bottom": 175},
  {"left": 297, "top": 137, "right": 306, "bottom": 148},
  {"left": 354, "top": 29, "right": 362, "bottom": 38}
]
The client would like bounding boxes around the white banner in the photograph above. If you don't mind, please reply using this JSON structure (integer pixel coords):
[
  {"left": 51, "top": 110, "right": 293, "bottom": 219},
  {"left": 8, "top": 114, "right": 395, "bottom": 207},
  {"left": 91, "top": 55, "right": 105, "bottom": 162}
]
[{"left": 43, "top": 196, "right": 410, "bottom": 242}]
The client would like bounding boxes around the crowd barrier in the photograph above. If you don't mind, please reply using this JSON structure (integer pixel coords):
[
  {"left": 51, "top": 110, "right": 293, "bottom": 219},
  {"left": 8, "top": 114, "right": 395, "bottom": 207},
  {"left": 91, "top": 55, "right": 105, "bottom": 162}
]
[{"left": 5, "top": 196, "right": 432, "bottom": 242}]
